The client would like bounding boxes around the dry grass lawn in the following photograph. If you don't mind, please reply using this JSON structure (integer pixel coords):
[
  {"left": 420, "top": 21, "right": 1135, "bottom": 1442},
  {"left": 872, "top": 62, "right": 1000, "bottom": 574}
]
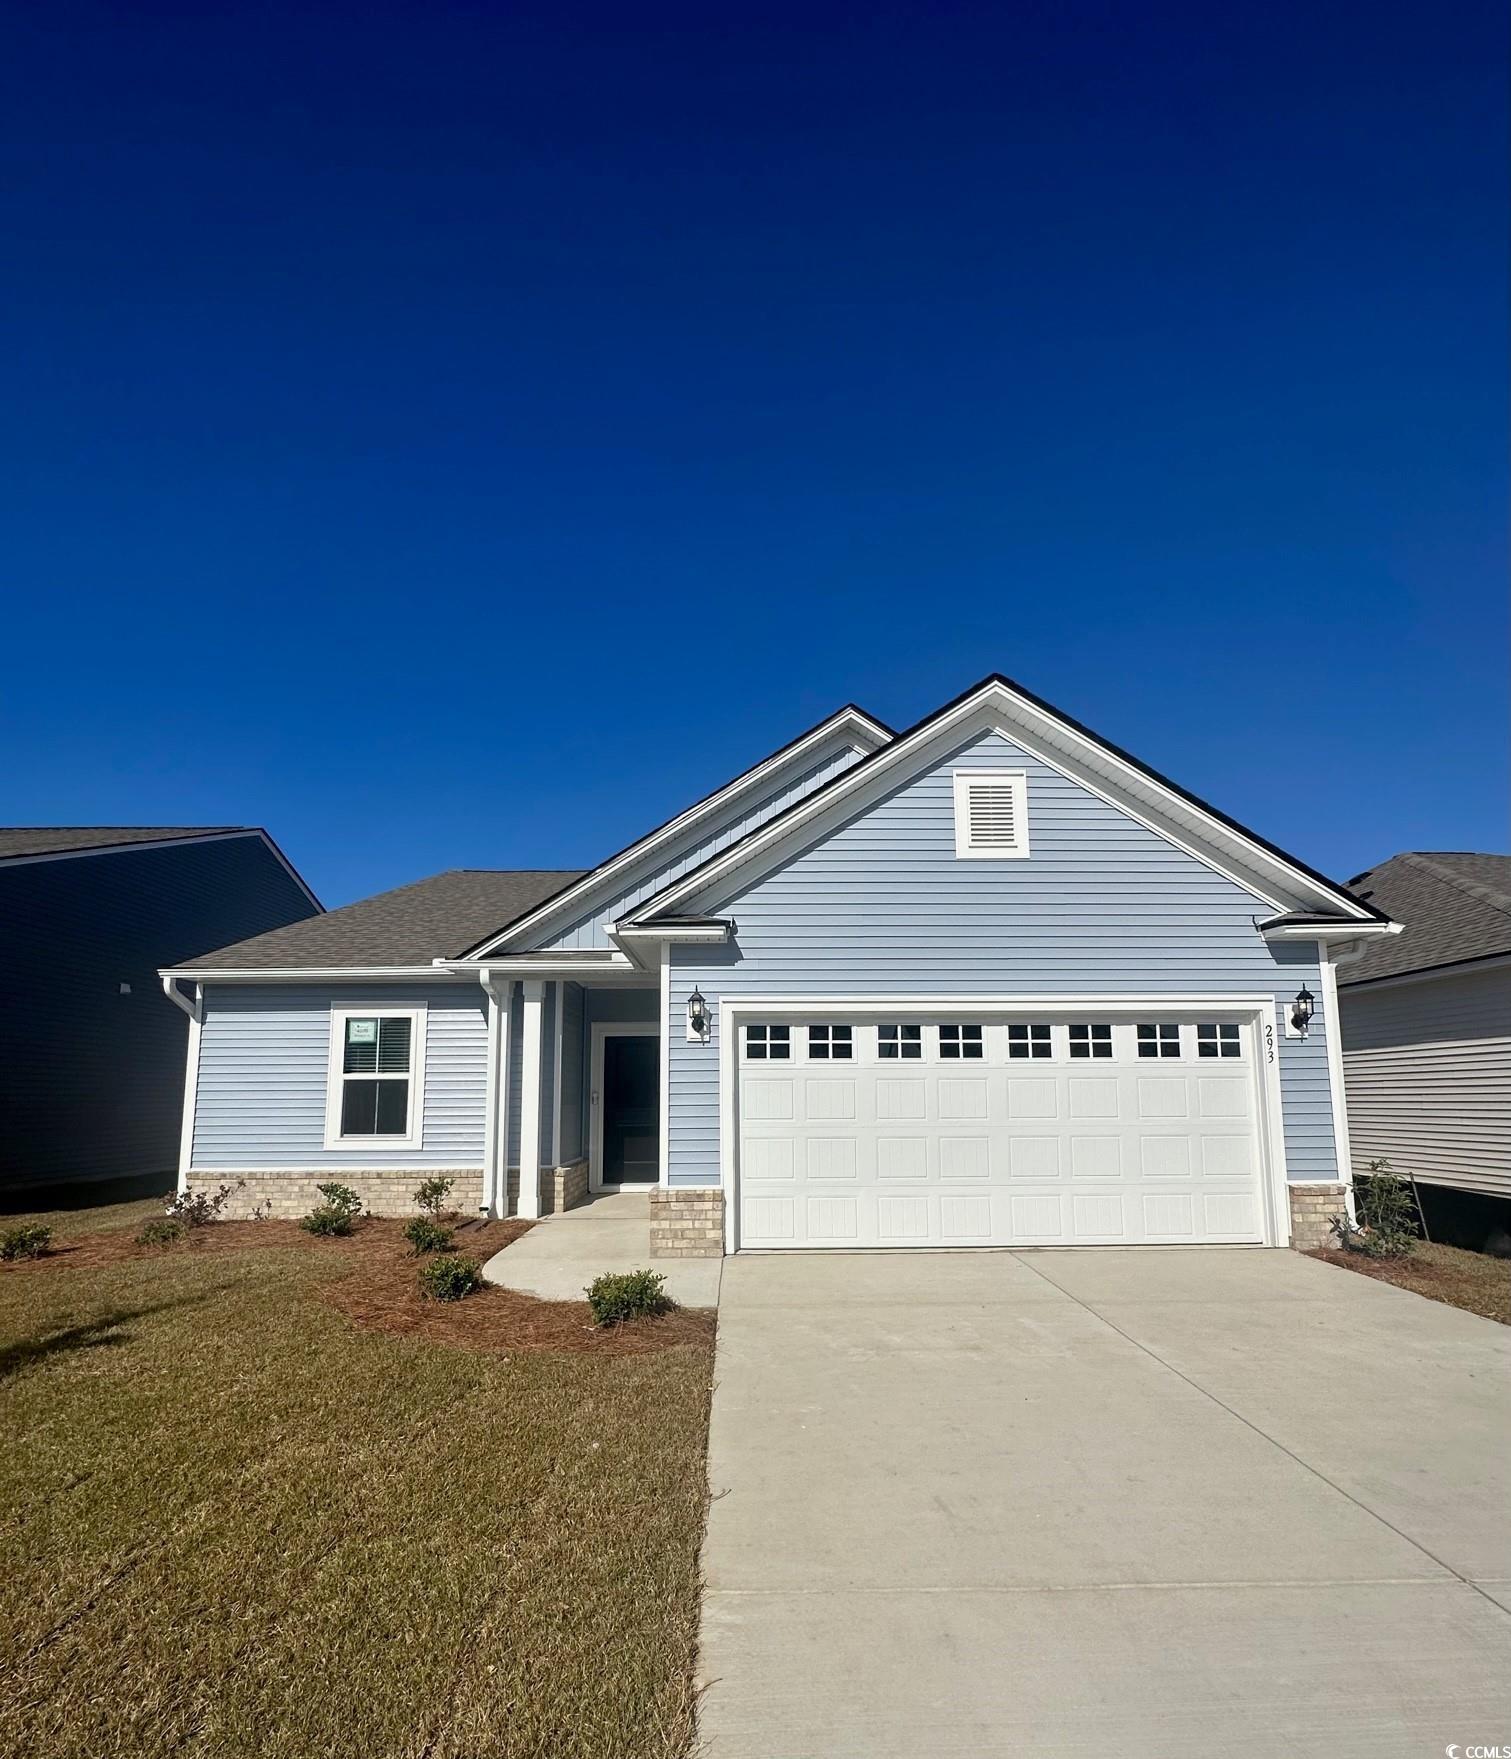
[
  {"left": 0, "top": 1207, "right": 715, "bottom": 1759},
  {"left": 1310, "top": 1239, "right": 1511, "bottom": 1325}
]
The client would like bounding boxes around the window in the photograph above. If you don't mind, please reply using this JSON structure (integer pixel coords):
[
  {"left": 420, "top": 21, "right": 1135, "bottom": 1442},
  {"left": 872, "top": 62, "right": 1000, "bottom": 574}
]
[
  {"left": 1197, "top": 1023, "right": 1241, "bottom": 1059},
  {"left": 939, "top": 1023, "right": 984, "bottom": 1059},
  {"left": 878, "top": 1023, "right": 922, "bottom": 1059},
  {"left": 745, "top": 1023, "right": 790, "bottom": 1060},
  {"left": 808, "top": 1023, "right": 853, "bottom": 1060},
  {"left": 1068, "top": 1023, "right": 1112, "bottom": 1059},
  {"left": 953, "top": 770, "right": 1030, "bottom": 859},
  {"left": 1006, "top": 1022, "right": 1052, "bottom": 1060},
  {"left": 1137, "top": 1023, "right": 1182, "bottom": 1059},
  {"left": 327, "top": 1010, "right": 423, "bottom": 1146}
]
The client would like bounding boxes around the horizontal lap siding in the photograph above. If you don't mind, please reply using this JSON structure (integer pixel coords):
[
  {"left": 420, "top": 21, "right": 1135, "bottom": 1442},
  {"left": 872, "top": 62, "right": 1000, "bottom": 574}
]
[
  {"left": 1341, "top": 966, "right": 1511, "bottom": 1197},
  {"left": 666, "top": 729, "right": 1336, "bottom": 1187},
  {"left": 535, "top": 738, "right": 865, "bottom": 951},
  {"left": 192, "top": 984, "right": 485, "bottom": 1169}
]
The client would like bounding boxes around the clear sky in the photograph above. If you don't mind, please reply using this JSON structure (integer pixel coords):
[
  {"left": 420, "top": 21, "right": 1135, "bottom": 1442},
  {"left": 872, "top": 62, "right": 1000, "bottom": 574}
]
[{"left": 3, "top": 0, "right": 1505, "bottom": 908}]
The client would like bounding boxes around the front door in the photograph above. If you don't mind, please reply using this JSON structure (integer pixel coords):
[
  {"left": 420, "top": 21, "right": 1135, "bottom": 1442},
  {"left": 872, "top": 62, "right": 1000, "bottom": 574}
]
[{"left": 601, "top": 1034, "right": 659, "bottom": 1184}]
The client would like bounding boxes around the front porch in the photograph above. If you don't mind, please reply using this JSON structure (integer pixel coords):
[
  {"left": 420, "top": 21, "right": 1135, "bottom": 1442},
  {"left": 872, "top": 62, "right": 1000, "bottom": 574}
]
[{"left": 482, "top": 1189, "right": 723, "bottom": 1307}]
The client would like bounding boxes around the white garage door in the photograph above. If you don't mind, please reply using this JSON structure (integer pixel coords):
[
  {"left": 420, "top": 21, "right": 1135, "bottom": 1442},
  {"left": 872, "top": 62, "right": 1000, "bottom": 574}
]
[{"left": 735, "top": 1011, "right": 1269, "bottom": 1249}]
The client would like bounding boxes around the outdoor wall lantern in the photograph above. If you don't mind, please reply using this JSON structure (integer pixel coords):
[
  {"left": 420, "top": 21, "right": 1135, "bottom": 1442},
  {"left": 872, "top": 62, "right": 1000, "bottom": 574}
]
[
  {"left": 1290, "top": 985, "right": 1315, "bottom": 1035},
  {"left": 687, "top": 987, "right": 710, "bottom": 1042}
]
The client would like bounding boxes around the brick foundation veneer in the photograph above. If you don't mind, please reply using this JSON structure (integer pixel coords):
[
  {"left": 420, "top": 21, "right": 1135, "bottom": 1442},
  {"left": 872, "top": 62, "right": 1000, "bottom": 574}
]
[
  {"left": 650, "top": 1187, "right": 725, "bottom": 1257},
  {"left": 185, "top": 1169, "right": 484, "bottom": 1221},
  {"left": 547, "top": 1159, "right": 590, "bottom": 1215},
  {"left": 1289, "top": 1184, "right": 1348, "bottom": 1251}
]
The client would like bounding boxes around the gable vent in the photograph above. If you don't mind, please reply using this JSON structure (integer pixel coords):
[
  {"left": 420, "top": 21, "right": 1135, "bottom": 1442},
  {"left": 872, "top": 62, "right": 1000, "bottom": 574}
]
[{"left": 953, "top": 770, "right": 1029, "bottom": 860}]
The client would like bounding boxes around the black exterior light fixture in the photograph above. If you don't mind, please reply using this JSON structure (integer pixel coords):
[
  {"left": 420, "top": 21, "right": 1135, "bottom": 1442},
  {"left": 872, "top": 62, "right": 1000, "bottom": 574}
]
[
  {"left": 1290, "top": 985, "right": 1316, "bottom": 1035},
  {"left": 687, "top": 987, "right": 710, "bottom": 1041}
]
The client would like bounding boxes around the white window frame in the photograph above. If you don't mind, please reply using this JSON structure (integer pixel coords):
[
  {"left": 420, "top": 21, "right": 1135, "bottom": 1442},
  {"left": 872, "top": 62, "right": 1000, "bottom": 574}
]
[
  {"left": 952, "top": 769, "right": 1030, "bottom": 860},
  {"left": 324, "top": 1005, "right": 427, "bottom": 1151},
  {"left": 938, "top": 1022, "right": 985, "bottom": 1060},
  {"left": 807, "top": 1023, "right": 853, "bottom": 1061},
  {"left": 1067, "top": 1021, "right": 1114, "bottom": 1060},
  {"left": 743, "top": 1022, "right": 791, "bottom": 1061},
  {"left": 1136, "top": 1021, "right": 1184, "bottom": 1060}
]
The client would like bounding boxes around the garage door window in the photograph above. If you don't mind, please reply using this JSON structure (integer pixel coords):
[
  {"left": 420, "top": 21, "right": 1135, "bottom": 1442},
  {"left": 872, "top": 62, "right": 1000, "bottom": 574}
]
[
  {"left": 1137, "top": 1023, "right": 1182, "bottom": 1059},
  {"left": 808, "top": 1024, "right": 853, "bottom": 1060},
  {"left": 745, "top": 1024, "right": 790, "bottom": 1060},
  {"left": 1068, "top": 1023, "right": 1112, "bottom": 1059},
  {"left": 878, "top": 1024, "right": 922, "bottom": 1060},
  {"left": 939, "top": 1023, "right": 984, "bottom": 1059},
  {"left": 1006, "top": 1022, "right": 1052, "bottom": 1059},
  {"left": 1197, "top": 1023, "right": 1241, "bottom": 1058}
]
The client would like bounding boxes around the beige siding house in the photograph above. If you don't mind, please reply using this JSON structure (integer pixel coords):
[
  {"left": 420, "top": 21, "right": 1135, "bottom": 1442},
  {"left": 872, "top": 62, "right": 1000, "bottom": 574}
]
[{"left": 1339, "top": 852, "right": 1511, "bottom": 1206}]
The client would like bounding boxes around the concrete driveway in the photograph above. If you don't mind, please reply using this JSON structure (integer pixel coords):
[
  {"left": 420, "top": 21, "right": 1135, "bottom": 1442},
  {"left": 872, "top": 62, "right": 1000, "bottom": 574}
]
[{"left": 698, "top": 1249, "right": 1511, "bottom": 1758}]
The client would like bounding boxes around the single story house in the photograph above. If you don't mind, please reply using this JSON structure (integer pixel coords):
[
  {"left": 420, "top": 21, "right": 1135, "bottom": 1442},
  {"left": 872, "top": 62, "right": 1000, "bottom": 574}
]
[
  {"left": 1338, "top": 851, "right": 1510, "bottom": 1238},
  {"left": 2, "top": 827, "right": 320, "bottom": 1195},
  {"left": 163, "top": 676, "right": 1399, "bottom": 1255}
]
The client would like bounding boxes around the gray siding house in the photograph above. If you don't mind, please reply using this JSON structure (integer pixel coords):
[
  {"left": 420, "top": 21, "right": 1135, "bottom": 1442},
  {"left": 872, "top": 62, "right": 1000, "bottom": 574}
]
[
  {"left": 1338, "top": 852, "right": 1510, "bottom": 1223},
  {"left": 166, "top": 677, "right": 1399, "bottom": 1255},
  {"left": 1, "top": 828, "right": 320, "bottom": 1195}
]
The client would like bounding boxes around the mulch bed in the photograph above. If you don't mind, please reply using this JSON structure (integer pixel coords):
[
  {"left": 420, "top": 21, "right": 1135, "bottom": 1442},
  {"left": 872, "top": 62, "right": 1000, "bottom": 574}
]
[
  {"left": 5, "top": 1216, "right": 717, "bottom": 1356},
  {"left": 1308, "top": 1243, "right": 1511, "bottom": 1326}
]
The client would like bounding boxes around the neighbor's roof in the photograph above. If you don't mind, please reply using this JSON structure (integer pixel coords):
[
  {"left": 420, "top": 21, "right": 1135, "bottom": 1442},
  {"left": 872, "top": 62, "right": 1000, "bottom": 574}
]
[
  {"left": 178, "top": 869, "right": 586, "bottom": 970},
  {"left": 0, "top": 826, "right": 247, "bottom": 859},
  {"left": 1341, "top": 852, "right": 1511, "bottom": 986}
]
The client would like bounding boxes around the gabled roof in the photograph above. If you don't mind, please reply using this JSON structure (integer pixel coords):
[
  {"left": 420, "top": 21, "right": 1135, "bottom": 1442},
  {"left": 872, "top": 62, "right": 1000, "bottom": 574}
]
[
  {"left": 177, "top": 869, "right": 584, "bottom": 971},
  {"left": 0, "top": 825, "right": 246, "bottom": 859},
  {"left": 1340, "top": 852, "right": 1511, "bottom": 986},
  {"left": 458, "top": 703, "right": 892, "bottom": 958},
  {"left": 623, "top": 673, "right": 1391, "bottom": 928}
]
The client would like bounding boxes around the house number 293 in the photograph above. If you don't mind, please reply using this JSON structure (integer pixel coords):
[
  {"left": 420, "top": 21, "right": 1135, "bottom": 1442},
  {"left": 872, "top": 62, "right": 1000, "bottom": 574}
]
[{"left": 1264, "top": 1021, "right": 1276, "bottom": 1063}]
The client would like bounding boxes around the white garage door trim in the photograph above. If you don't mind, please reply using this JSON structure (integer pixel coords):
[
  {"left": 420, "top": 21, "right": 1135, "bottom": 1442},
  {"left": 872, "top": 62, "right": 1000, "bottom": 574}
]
[{"left": 717, "top": 996, "right": 1291, "bottom": 1252}]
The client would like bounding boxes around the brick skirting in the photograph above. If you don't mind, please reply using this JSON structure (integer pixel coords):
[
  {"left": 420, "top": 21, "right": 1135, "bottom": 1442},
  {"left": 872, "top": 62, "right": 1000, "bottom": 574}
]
[
  {"left": 650, "top": 1187, "right": 725, "bottom": 1257},
  {"left": 547, "top": 1159, "right": 591, "bottom": 1215},
  {"left": 1289, "top": 1184, "right": 1348, "bottom": 1251},
  {"left": 185, "top": 1169, "right": 484, "bottom": 1222}
]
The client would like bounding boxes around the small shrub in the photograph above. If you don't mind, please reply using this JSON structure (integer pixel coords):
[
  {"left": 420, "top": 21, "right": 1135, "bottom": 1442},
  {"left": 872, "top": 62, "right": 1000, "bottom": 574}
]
[
  {"left": 300, "top": 1182, "right": 364, "bottom": 1238},
  {"left": 418, "top": 1254, "right": 481, "bottom": 1302},
  {"left": 403, "top": 1216, "right": 454, "bottom": 1255},
  {"left": 1329, "top": 1159, "right": 1419, "bottom": 1259},
  {"left": 166, "top": 1179, "right": 245, "bottom": 1227},
  {"left": 0, "top": 1224, "right": 53, "bottom": 1261},
  {"left": 586, "top": 1268, "right": 672, "bottom": 1327},
  {"left": 412, "top": 1176, "right": 455, "bottom": 1221},
  {"left": 136, "top": 1218, "right": 185, "bottom": 1248}
]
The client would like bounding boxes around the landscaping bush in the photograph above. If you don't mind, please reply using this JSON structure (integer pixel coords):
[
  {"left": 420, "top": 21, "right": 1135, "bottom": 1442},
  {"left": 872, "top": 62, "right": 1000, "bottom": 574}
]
[
  {"left": 300, "top": 1182, "right": 364, "bottom": 1238},
  {"left": 136, "top": 1218, "right": 186, "bottom": 1248},
  {"left": 412, "top": 1175, "right": 455, "bottom": 1221},
  {"left": 403, "top": 1216, "right": 454, "bottom": 1255},
  {"left": 586, "top": 1269, "right": 672, "bottom": 1327},
  {"left": 418, "top": 1254, "right": 482, "bottom": 1302},
  {"left": 1329, "top": 1159, "right": 1419, "bottom": 1259},
  {"left": 166, "top": 1180, "right": 244, "bottom": 1227},
  {"left": 0, "top": 1223, "right": 53, "bottom": 1261}
]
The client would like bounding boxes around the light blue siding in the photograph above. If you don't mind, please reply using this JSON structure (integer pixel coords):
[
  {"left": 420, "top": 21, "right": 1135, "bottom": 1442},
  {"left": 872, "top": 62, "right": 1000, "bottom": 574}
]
[
  {"left": 192, "top": 983, "right": 485, "bottom": 1169},
  {"left": 664, "top": 729, "right": 1338, "bottom": 1188},
  {"left": 532, "top": 737, "right": 867, "bottom": 951},
  {"left": 558, "top": 981, "right": 586, "bottom": 1163}
]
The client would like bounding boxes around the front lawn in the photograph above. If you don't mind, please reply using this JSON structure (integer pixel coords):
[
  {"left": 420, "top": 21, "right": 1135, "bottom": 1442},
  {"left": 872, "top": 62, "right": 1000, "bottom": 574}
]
[
  {"left": 1309, "top": 1239, "right": 1511, "bottom": 1325},
  {"left": 0, "top": 1211, "right": 715, "bottom": 1759}
]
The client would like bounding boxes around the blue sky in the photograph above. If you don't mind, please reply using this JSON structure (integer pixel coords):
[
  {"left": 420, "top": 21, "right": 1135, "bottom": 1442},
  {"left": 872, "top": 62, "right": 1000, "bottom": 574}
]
[{"left": 3, "top": 0, "right": 1505, "bottom": 907}]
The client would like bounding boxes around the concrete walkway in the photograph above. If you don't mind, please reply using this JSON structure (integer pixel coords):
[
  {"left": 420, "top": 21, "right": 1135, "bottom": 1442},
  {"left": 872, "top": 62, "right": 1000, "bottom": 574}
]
[
  {"left": 481, "top": 1189, "right": 722, "bottom": 1307},
  {"left": 698, "top": 1248, "right": 1511, "bottom": 1758}
]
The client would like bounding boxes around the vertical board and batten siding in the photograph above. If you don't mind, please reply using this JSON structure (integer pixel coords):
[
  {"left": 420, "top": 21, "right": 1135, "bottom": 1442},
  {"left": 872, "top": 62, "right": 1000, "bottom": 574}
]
[
  {"left": 0, "top": 835, "right": 318, "bottom": 1188},
  {"left": 557, "top": 982, "right": 586, "bottom": 1163},
  {"left": 531, "top": 738, "right": 867, "bottom": 951},
  {"left": 191, "top": 984, "right": 485, "bottom": 1169},
  {"left": 665, "top": 728, "right": 1338, "bottom": 1188},
  {"left": 1341, "top": 964, "right": 1511, "bottom": 1198}
]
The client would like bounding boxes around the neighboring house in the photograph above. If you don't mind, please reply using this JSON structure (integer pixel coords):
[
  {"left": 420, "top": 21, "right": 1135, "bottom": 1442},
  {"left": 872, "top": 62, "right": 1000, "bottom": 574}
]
[
  {"left": 1337, "top": 851, "right": 1511, "bottom": 1232},
  {"left": 163, "top": 676, "right": 1399, "bottom": 1255},
  {"left": 1, "top": 827, "right": 321, "bottom": 1195}
]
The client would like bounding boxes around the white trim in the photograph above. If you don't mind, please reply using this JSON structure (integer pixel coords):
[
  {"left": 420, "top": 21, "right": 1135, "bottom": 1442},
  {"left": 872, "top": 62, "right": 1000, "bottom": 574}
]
[
  {"left": 609, "top": 922, "right": 732, "bottom": 943},
  {"left": 1316, "top": 947, "right": 1355, "bottom": 1195},
  {"left": 322, "top": 1005, "right": 427, "bottom": 1152},
  {"left": 496, "top": 980, "right": 514, "bottom": 1214},
  {"left": 175, "top": 983, "right": 203, "bottom": 1195},
  {"left": 952, "top": 769, "right": 1029, "bottom": 860},
  {"left": 589, "top": 1020, "right": 661, "bottom": 1193},
  {"left": 183, "top": 1164, "right": 482, "bottom": 1176},
  {"left": 627, "top": 682, "right": 1379, "bottom": 926},
  {"left": 2, "top": 828, "right": 323, "bottom": 914},
  {"left": 659, "top": 949, "right": 672, "bottom": 1186},
  {"left": 715, "top": 994, "right": 1292, "bottom": 1254},
  {"left": 162, "top": 966, "right": 463, "bottom": 983},
  {"left": 550, "top": 980, "right": 565, "bottom": 1170},
  {"left": 517, "top": 981, "right": 545, "bottom": 1218},
  {"left": 435, "top": 955, "right": 643, "bottom": 979},
  {"left": 1259, "top": 922, "right": 1400, "bottom": 942},
  {"left": 466, "top": 712, "right": 891, "bottom": 957},
  {"left": 478, "top": 974, "right": 508, "bottom": 1215}
]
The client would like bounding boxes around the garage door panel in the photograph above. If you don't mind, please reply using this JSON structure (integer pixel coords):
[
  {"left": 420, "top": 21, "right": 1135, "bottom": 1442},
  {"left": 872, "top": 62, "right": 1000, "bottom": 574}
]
[
  {"left": 1007, "top": 1077, "right": 1059, "bottom": 1119},
  {"left": 1069, "top": 1135, "right": 1122, "bottom": 1180},
  {"left": 1067, "top": 1077, "right": 1118, "bottom": 1118},
  {"left": 938, "top": 1136, "right": 990, "bottom": 1181}
]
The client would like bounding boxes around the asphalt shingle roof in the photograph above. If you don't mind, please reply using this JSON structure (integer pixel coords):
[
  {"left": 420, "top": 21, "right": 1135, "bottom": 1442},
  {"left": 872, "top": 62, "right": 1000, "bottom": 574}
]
[
  {"left": 0, "top": 826, "right": 246, "bottom": 859},
  {"left": 1342, "top": 851, "right": 1511, "bottom": 985},
  {"left": 178, "top": 869, "right": 586, "bottom": 970}
]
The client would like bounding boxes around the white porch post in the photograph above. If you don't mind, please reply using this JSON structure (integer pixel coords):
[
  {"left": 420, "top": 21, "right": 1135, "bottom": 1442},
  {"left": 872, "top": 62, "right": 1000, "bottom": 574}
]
[
  {"left": 479, "top": 972, "right": 512, "bottom": 1218},
  {"left": 517, "top": 979, "right": 545, "bottom": 1219}
]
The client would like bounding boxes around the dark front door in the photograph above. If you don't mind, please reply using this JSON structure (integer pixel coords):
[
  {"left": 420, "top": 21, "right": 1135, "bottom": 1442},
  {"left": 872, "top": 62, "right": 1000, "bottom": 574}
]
[{"left": 602, "top": 1034, "right": 659, "bottom": 1184}]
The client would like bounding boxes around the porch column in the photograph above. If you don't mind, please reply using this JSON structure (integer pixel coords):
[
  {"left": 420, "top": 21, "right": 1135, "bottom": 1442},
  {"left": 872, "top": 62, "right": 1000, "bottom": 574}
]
[
  {"left": 479, "top": 973, "right": 512, "bottom": 1218},
  {"left": 517, "top": 979, "right": 545, "bottom": 1219}
]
